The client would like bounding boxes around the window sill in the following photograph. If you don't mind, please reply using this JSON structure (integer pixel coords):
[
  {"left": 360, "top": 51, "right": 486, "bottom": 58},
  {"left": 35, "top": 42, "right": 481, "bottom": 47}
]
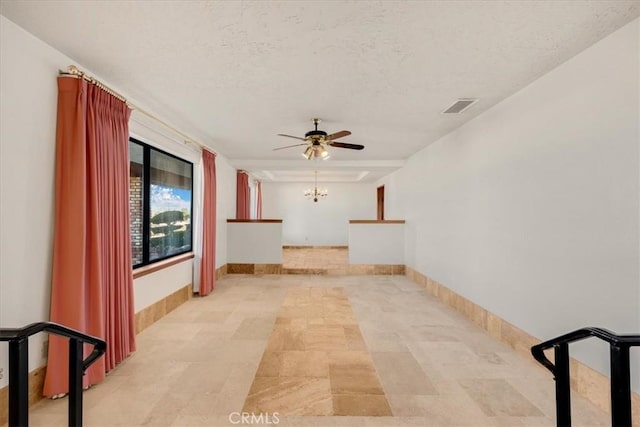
[
  {"left": 226, "top": 219, "right": 283, "bottom": 223},
  {"left": 132, "top": 252, "right": 194, "bottom": 279}
]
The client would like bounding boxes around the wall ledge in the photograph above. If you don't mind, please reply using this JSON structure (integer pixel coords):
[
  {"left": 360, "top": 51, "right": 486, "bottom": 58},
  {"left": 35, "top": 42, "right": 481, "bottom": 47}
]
[
  {"left": 349, "top": 220, "right": 405, "bottom": 224},
  {"left": 227, "top": 219, "right": 283, "bottom": 223},
  {"left": 283, "top": 245, "right": 348, "bottom": 249},
  {"left": 133, "top": 252, "right": 194, "bottom": 279}
]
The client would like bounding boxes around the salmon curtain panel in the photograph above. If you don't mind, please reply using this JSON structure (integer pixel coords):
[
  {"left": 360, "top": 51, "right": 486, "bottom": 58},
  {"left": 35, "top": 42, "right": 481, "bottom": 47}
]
[
  {"left": 199, "top": 150, "right": 217, "bottom": 296},
  {"left": 256, "top": 180, "right": 263, "bottom": 220},
  {"left": 43, "top": 77, "right": 136, "bottom": 396},
  {"left": 236, "top": 171, "right": 250, "bottom": 219}
]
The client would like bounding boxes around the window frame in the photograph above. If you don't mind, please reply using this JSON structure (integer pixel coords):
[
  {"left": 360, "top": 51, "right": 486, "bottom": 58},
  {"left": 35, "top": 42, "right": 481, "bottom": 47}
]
[{"left": 129, "top": 137, "right": 194, "bottom": 269}]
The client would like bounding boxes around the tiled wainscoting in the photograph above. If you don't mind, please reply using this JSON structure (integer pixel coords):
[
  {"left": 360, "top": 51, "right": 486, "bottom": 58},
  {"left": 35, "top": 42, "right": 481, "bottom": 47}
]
[
  {"left": 0, "top": 366, "right": 46, "bottom": 426},
  {"left": 227, "top": 263, "right": 282, "bottom": 274},
  {"left": 404, "top": 266, "right": 640, "bottom": 417},
  {"left": 227, "top": 263, "right": 405, "bottom": 276},
  {"left": 135, "top": 284, "right": 193, "bottom": 334},
  {"left": 226, "top": 246, "right": 406, "bottom": 275}
]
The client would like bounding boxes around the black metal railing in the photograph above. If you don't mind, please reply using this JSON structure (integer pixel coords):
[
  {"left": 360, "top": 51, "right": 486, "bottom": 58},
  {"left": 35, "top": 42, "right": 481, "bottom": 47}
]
[
  {"left": 531, "top": 327, "right": 640, "bottom": 427},
  {"left": 0, "top": 322, "right": 106, "bottom": 427}
]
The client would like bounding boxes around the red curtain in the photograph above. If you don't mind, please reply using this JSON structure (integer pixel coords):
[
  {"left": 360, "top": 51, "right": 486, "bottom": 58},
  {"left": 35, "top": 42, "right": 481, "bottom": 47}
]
[
  {"left": 236, "top": 171, "right": 250, "bottom": 219},
  {"left": 199, "top": 150, "right": 217, "bottom": 296},
  {"left": 43, "top": 77, "right": 136, "bottom": 396},
  {"left": 256, "top": 180, "right": 263, "bottom": 220}
]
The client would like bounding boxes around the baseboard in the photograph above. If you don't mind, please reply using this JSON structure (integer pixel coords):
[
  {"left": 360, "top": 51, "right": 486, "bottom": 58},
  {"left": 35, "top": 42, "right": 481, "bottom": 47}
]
[
  {"left": 404, "top": 266, "right": 640, "bottom": 417},
  {"left": 227, "top": 263, "right": 282, "bottom": 274},
  {"left": 215, "top": 264, "right": 227, "bottom": 280},
  {"left": 0, "top": 365, "right": 46, "bottom": 426},
  {"left": 226, "top": 263, "right": 405, "bottom": 276},
  {"left": 346, "top": 264, "right": 405, "bottom": 275},
  {"left": 135, "top": 283, "right": 192, "bottom": 334}
]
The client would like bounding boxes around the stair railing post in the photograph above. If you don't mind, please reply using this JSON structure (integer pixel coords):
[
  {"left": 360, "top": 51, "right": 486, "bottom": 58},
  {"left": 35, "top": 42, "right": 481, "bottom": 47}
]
[
  {"left": 609, "top": 344, "right": 632, "bottom": 427},
  {"left": 68, "top": 338, "right": 84, "bottom": 427},
  {"left": 8, "top": 337, "right": 29, "bottom": 427},
  {"left": 554, "top": 343, "right": 571, "bottom": 427}
]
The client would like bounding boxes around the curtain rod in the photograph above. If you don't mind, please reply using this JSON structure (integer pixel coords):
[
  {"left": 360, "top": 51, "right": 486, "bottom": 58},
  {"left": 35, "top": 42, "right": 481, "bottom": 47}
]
[{"left": 58, "top": 65, "right": 215, "bottom": 155}]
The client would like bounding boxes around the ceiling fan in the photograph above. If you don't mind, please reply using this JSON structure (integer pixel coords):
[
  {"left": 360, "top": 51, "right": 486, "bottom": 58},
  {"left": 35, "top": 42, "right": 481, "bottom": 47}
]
[{"left": 274, "top": 118, "right": 364, "bottom": 160}]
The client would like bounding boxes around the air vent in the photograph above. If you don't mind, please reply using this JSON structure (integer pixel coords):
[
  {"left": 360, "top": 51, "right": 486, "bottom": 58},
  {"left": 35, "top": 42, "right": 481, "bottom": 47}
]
[{"left": 441, "top": 98, "right": 479, "bottom": 114}]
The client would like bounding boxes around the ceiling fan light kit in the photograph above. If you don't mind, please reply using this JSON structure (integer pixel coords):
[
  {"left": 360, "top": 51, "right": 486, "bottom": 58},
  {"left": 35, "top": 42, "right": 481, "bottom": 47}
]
[
  {"left": 301, "top": 144, "right": 330, "bottom": 160},
  {"left": 275, "top": 118, "right": 364, "bottom": 159}
]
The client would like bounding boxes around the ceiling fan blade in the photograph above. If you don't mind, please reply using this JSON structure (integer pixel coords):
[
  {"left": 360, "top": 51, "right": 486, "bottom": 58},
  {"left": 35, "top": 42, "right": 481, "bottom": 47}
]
[
  {"left": 328, "top": 141, "right": 364, "bottom": 150},
  {"left": 326, "top": 130, "right": 351, "bottom": 140},
  {"left": 273, "top": 143, "right": 308, "bottom": 151},
  {"left": 277, "top": 133, "right": 306, "bottom": 141}
]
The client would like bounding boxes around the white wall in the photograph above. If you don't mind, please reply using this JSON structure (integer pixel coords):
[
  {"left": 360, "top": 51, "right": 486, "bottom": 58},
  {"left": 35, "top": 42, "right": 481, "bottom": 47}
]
[
  {"left": 215, "top": 155, "right": 236, "bottom": 268},
  {"left": 262, "top": 182, "right": 377, "bottom": 246},
  {"left": 348, "top": 223, "right": 405, "bottom": 264},
  {"left": 227, "top": 222, "right": 283, "bottom": 264},
  {"left": 0, "top": 15, "right": 60, "bottom": 388},
  {"left": 0, "top": 15, "right": 234, "bottom": 386},
  {"left": 134, "top": 261, "right": 193, "bottom": 312},
  {"left": 380, "top": 18, "right": 639, "bottom": 390}
]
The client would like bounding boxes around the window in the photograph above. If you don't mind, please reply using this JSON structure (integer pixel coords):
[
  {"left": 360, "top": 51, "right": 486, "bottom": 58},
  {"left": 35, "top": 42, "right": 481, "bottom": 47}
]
[{"left": 129, "top": 138, "right": 193, "bottom": 268}]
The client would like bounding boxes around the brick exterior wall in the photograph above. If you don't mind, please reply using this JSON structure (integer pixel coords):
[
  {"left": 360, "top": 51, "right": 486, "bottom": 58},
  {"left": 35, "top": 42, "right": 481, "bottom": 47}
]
[{"left": 130, "top": 175, "right": 143, "bottom": 265}]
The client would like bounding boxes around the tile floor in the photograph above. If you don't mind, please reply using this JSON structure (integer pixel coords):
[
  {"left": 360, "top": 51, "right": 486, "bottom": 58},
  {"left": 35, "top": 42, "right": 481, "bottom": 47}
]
[
  {"left": 26, "top": 274, "right": 610, "bottom": 426},
  {"left": 243, "top": 287, "right": 392, "bottom": 416}
]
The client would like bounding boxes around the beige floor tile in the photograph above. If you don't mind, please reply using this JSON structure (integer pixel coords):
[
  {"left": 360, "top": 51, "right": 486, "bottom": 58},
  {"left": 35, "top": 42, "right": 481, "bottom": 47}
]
[
  {"left": 280, "top": 351, "right": 329, "bottom": 377},
  {"left": 364, "top": 338, "right": 410, "bottom": 353},
  {"left": 332, "top": 394, "right": 393, "bottom": 416},
  {"left": 232, "top": 316, "right": 276, "bottom": 340},
  {"left": 330, "top": 373, "right": 385, "bottom": 395},
  {"left": 266, "top": 326, "right": 306, "bottom": 351},
  {"left": 416, "top": 394, "right": 493, "bottom": 426},
  {"left": 372, "top": 352, "right": 438, "bottom": 395},
  {"left": 256, "top": 351, "right": 283, "bottom": 377},
  {"left": 363, "top": 417, "right": 427, "bottom": 427},
  {"left": 304, "top": 325, "right": 349, "bottom": 351},
  {"left": 385, "top": 394, "right": 431, "bottom": 416},
  {"left": 194, "top": 310, "right": 232, "bottom": 323},
  {"left": 169, "top": 415, "right": 229, "bottom": 427},
  {"left": 343, "top": 325, "right": 368, "bottom": 350},
  {"left": 458, "top": 378, "right": 545, "bottom": 417},
  {"left": 169, "top": 362, "right": 231, "bottom": 394},
  {"left": 243, "top": 377, "right": 333, "bottom": 415},
  {"left": 328, "top": 350, "right": 377, "bottom": 377},
  {"left": 492, "top": 416, "right": 555, "bottom": 426},
  {"left": 28, "top": 410, "right": 68, "bottom": 427}
]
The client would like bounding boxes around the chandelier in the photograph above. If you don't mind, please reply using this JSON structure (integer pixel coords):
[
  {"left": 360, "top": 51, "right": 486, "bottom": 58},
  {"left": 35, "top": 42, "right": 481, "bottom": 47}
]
[{"left": 304, "top": 170, "right": 328, "bottom": 202}]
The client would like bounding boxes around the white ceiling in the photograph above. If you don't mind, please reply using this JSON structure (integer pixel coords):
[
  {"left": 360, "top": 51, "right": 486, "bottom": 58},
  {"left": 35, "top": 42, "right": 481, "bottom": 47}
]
[{"left": 1, "top": 1, "right": 638, "bottom": 182}]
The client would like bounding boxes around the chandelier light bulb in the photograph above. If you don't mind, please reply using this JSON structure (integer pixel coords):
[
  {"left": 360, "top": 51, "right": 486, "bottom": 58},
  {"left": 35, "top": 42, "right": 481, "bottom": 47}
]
[{"left": 304, "top": 170, "right": 328, "bottom": 202}]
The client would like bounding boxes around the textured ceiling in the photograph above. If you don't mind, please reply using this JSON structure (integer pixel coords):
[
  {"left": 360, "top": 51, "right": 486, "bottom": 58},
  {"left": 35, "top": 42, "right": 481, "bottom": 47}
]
[{"left": 1, "top": 1, "right": 638, "bottom": 182}]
